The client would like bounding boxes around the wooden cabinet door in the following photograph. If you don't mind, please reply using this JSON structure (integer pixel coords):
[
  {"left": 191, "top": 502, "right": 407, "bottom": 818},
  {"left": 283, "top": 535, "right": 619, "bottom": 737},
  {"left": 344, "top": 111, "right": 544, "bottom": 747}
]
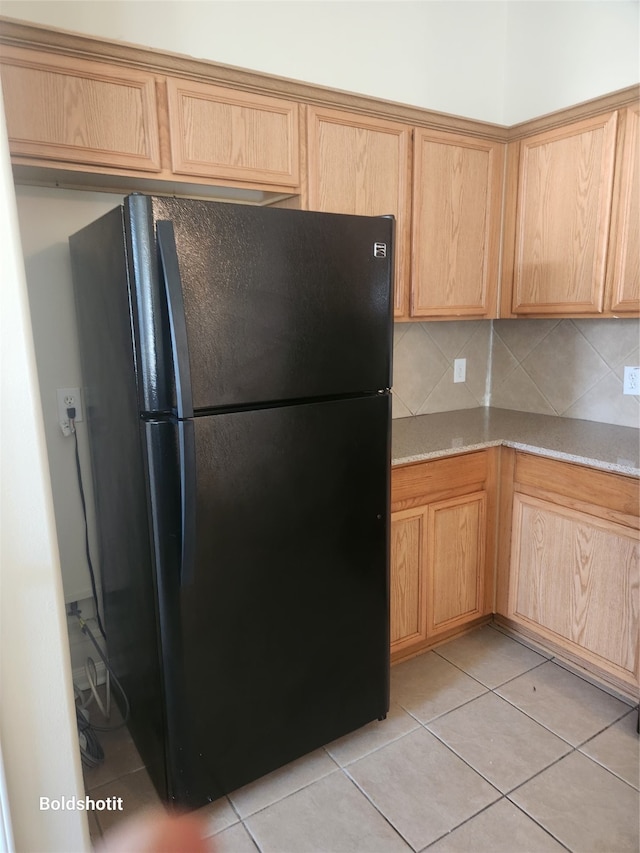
[
  {"left": 390, "top": 506, "right": 428, "bottom": 656},
  {"left": 165, "top": 78, "right": 299, "bottom": 189},
  {"left": 305, "top": 107, "right": 411, "bottom": 318},
  {"left": 426, "top": 491, "right": 487, "bottom": 638},
  {"left": 390, "top": 450, "right": 496, "bottom": 661},
  {"left": 509, "top": 493, "right": 639, "bottom": 690},
  {"left": 508, "top": 112, "right": 618, "bottom": 315},
  {"left": 0, "top": 46, "right": 161, "bottom": 173},
  {"left": 411, "top": 129, "right": 504, "bottom": 318},
  {"left": 607, "top": 105, "right": 640, "bottom": 315}
]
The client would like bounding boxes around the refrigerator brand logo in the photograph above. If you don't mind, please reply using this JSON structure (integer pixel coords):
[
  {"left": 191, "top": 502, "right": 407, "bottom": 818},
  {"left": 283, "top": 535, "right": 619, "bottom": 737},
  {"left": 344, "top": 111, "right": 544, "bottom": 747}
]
[{"left": 373, "top": 242, "right": 387, "bottom": 258}]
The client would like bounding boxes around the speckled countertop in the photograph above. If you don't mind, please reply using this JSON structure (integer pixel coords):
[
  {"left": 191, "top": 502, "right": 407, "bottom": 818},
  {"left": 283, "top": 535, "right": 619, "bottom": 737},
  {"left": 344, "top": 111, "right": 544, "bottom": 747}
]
[{"left": 392, "top": 408, "right": 640, "bottom": 477}]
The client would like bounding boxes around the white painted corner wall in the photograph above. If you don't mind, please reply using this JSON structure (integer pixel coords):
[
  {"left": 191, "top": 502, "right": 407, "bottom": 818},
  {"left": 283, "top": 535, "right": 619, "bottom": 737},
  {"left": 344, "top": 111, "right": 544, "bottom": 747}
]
[
  {"left": 0, "top": 91, "right": 88, "bottom": 852},
  {"left": 504, "top": 0, "right": 640, "bottom": 124}
]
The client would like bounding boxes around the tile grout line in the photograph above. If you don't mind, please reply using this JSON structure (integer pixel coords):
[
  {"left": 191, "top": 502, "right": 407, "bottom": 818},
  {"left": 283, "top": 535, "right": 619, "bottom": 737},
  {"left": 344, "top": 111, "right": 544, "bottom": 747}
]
[
  {"left": 421, "top": 651, "right": 639, "bottom": 849},
  {"left": 427, "top": 652, "right": 639, "bottom": 790},
  {"left": 340, "top": 763, "right": 422, "bottom": 852},
  {"left": 417, "top": 796, "right": 572, "bottom": 853},
  {"left": 402, "top": 634, "right": 638, "bottom": 850},
  {"left": 488, "top": 621, "right": 638, "bottom": 708},
  {"left": 86, "top": 623, "right": 639, "bottom": 850},
  {"left": 239, "top": 817, "right": 264, "bottom": 852}
]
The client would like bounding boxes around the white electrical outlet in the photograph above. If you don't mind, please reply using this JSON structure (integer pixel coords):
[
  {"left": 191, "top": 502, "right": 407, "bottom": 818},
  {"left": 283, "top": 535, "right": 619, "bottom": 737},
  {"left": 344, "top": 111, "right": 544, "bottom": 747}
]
[
  {"left": 623, "top": 366, "right": 639, "bottom": 395},
  {"left": 57, "top": 387, "right": 83, "bottom": 437},
  {"left": 453, "top": 358, "right": 466, "bottom": 383}
]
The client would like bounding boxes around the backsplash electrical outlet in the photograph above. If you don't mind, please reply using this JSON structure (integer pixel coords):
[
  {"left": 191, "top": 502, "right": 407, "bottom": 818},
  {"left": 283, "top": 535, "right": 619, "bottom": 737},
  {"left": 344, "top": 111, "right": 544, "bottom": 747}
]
[
  {"left": 392, "top": 321, "right": 491, "bottom": 418},
  {"left": 623, "top": 366, "right": 639, "bottom": 395}
]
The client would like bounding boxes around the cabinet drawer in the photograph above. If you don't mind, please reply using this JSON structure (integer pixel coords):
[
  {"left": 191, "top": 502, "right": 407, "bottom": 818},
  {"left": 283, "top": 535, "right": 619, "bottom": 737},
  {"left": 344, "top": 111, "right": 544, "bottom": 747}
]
[
  {"left": 392, "top": 451, "right": 489, "bottom": 508},
  {"left": 514, "top": 452, "right": 639, "bottom": 524}
]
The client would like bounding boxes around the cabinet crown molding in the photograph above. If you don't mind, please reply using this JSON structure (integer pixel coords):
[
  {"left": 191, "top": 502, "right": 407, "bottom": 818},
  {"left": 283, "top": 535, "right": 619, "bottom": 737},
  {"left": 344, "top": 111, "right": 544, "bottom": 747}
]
[
  {"left": 2, "top": 16, "right": 638, "bottom": 140},
  {"left": 0, "top": 15, "right": 503, "bottom": 140}
]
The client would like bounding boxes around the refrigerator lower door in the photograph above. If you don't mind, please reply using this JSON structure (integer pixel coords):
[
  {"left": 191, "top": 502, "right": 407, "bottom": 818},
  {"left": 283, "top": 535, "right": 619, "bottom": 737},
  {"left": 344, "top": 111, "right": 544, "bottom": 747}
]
[{"left": 154, "top": 394, "right": 390, "bottom": 806}]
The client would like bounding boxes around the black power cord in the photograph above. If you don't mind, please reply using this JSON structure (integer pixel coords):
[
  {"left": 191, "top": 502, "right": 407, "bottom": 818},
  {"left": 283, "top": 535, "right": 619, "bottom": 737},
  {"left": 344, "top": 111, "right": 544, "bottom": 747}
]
[
  {"left": 66, "top": 407, "right": 131, "bottom": 768},
  {"left": 68, "top": 406, "right": 106, "bottom": 639},
  {"left": 76, "top": 704, "right": 104, "bottom": 769}
]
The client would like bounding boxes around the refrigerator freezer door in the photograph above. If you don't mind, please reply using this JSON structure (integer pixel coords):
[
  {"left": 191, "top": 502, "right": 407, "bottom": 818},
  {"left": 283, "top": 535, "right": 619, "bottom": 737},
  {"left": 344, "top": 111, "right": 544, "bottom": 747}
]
[
  {"left": 143, "top": 197, "right": 393, "bottom": 412},
  {"left": 150, "top": 393, "right": 390, "bottom": 804}
]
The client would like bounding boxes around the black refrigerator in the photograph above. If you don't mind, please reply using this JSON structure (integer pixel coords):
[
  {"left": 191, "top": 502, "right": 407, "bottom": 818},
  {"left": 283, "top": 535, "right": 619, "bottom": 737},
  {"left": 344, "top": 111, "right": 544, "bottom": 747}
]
[{"left": 69, "top": 194, "right": 393, "bottom": 808}]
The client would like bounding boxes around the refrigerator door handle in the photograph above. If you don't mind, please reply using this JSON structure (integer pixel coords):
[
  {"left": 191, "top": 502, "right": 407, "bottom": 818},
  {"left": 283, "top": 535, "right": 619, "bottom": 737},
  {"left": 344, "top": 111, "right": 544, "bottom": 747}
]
[
  {"left": 156, "top": 220, "right": 194, "bottom": 419},
  {"left": 178, "top": 419, "right": 196, "bottom": 587}
]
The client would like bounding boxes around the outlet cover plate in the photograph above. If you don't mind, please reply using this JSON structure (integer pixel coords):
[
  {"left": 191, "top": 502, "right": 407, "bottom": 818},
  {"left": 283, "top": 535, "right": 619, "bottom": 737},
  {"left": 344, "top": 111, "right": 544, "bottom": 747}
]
[
  {"left": 623, "top": 366, "right": 639, "bottom": 395},
  {"left": 453, "top": 358, "right": 466, "bottom": 383},
  {"left": 57, "top": 387, "right": 83, "bottom": 436}
]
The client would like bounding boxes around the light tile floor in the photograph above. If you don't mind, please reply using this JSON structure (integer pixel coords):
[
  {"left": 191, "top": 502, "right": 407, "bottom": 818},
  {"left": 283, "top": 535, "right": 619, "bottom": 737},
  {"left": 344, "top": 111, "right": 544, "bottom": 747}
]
[{"left": 84, "top": 625, "right": 640, "bottom": 852}]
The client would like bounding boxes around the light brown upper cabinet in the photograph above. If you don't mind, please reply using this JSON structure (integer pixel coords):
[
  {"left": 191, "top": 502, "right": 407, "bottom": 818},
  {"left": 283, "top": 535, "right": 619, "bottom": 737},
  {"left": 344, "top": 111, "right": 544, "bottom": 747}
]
[
  {"left": 305, "top": 106, "right": 411, "bottom": 318},
  {"left": 606, "top": 104, "right": 640, "bottom": 314},
  {"left": 0, "top": 46, "right": 162, "bottom": 174},
  {"left": 305, "top": 109, "right": 505, "bottom": 321},
  {"left": 165, "top": 78, "right": 300, "bottom": 190},
  {"left": 410, "top": 130, "right": 504, "bottom": 318},
  {"left": 502, "top": 111, "right": 622, "bottom": 316},
  {"left": 1, "top": 21, "right": 636, "bottom": 319},
  {"left": 0, "top": 44, "right": 300, "bottom": 193}
]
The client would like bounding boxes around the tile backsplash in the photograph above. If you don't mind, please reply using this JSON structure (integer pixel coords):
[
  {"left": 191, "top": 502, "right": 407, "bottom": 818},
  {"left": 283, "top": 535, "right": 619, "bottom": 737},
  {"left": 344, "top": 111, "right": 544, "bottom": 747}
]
[
  {"left": 392, "top": 321, "right": 491, "bottom": 418},
  {"left": 392, "top": 318, "right": 639, "bottom": 429}
]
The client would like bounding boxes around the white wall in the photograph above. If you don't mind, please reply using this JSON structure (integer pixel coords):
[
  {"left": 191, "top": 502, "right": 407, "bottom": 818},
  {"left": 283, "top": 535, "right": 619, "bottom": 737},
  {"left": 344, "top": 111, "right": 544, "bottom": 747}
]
[
  {"left": 0, "top": 92, "right": 88, "bottom": 853},
  {"left": 1, "top": 0, "right": 510, "bottom": 122},
  {"left": 16, "top": 187, "right": 125, "bottom": 603},
  {"left": 504, "top": 0, "right": 640, "bottom": 124}
]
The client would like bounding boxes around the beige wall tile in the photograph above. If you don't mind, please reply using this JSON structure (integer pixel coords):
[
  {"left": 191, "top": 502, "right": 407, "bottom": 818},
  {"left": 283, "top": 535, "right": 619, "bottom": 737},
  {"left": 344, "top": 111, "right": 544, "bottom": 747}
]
[
  {"left": 493, "top": 319, "right": 640, "bottom": 427},
  {"left": 493, "top": 319, "right": 560, "bottom": 362},
  {"left": 425, "top": 320, "right": 486, "bottom": 360},
  {"left": 418, "top": 371, "right": 480, "bottom": 414},
  {"left": 392, "top": 322, "right": 491, "bottom": 417},
  {"left": 521, "top": 322, "right": 609, "bottom": 412},
  {"left": 393, "top": 319, "right": 639, "bottom": 428},
  {"left": 491, "top": 365, "right": 557, "bottom": 415},
  {"left": 392, "top": 324, "right": 449, "bottom": 413},
  {"left": 573, "top": 319, "right": 640, "bottom": 369},
  {"left": 562, "top": 369, "right": 640, "bottom": 427}
]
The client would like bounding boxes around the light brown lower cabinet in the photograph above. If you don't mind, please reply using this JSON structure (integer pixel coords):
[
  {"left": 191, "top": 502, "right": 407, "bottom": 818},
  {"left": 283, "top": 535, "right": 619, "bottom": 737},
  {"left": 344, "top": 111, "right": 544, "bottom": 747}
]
[
  {"left": 391, "top": 446, "right": 639, "bottom": 699},
  {"left": 390, "top": 449, "right": 497, "bottom": 662},
  {"left": 496, "top": 450, "right": 639, "bottom": 697}
]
